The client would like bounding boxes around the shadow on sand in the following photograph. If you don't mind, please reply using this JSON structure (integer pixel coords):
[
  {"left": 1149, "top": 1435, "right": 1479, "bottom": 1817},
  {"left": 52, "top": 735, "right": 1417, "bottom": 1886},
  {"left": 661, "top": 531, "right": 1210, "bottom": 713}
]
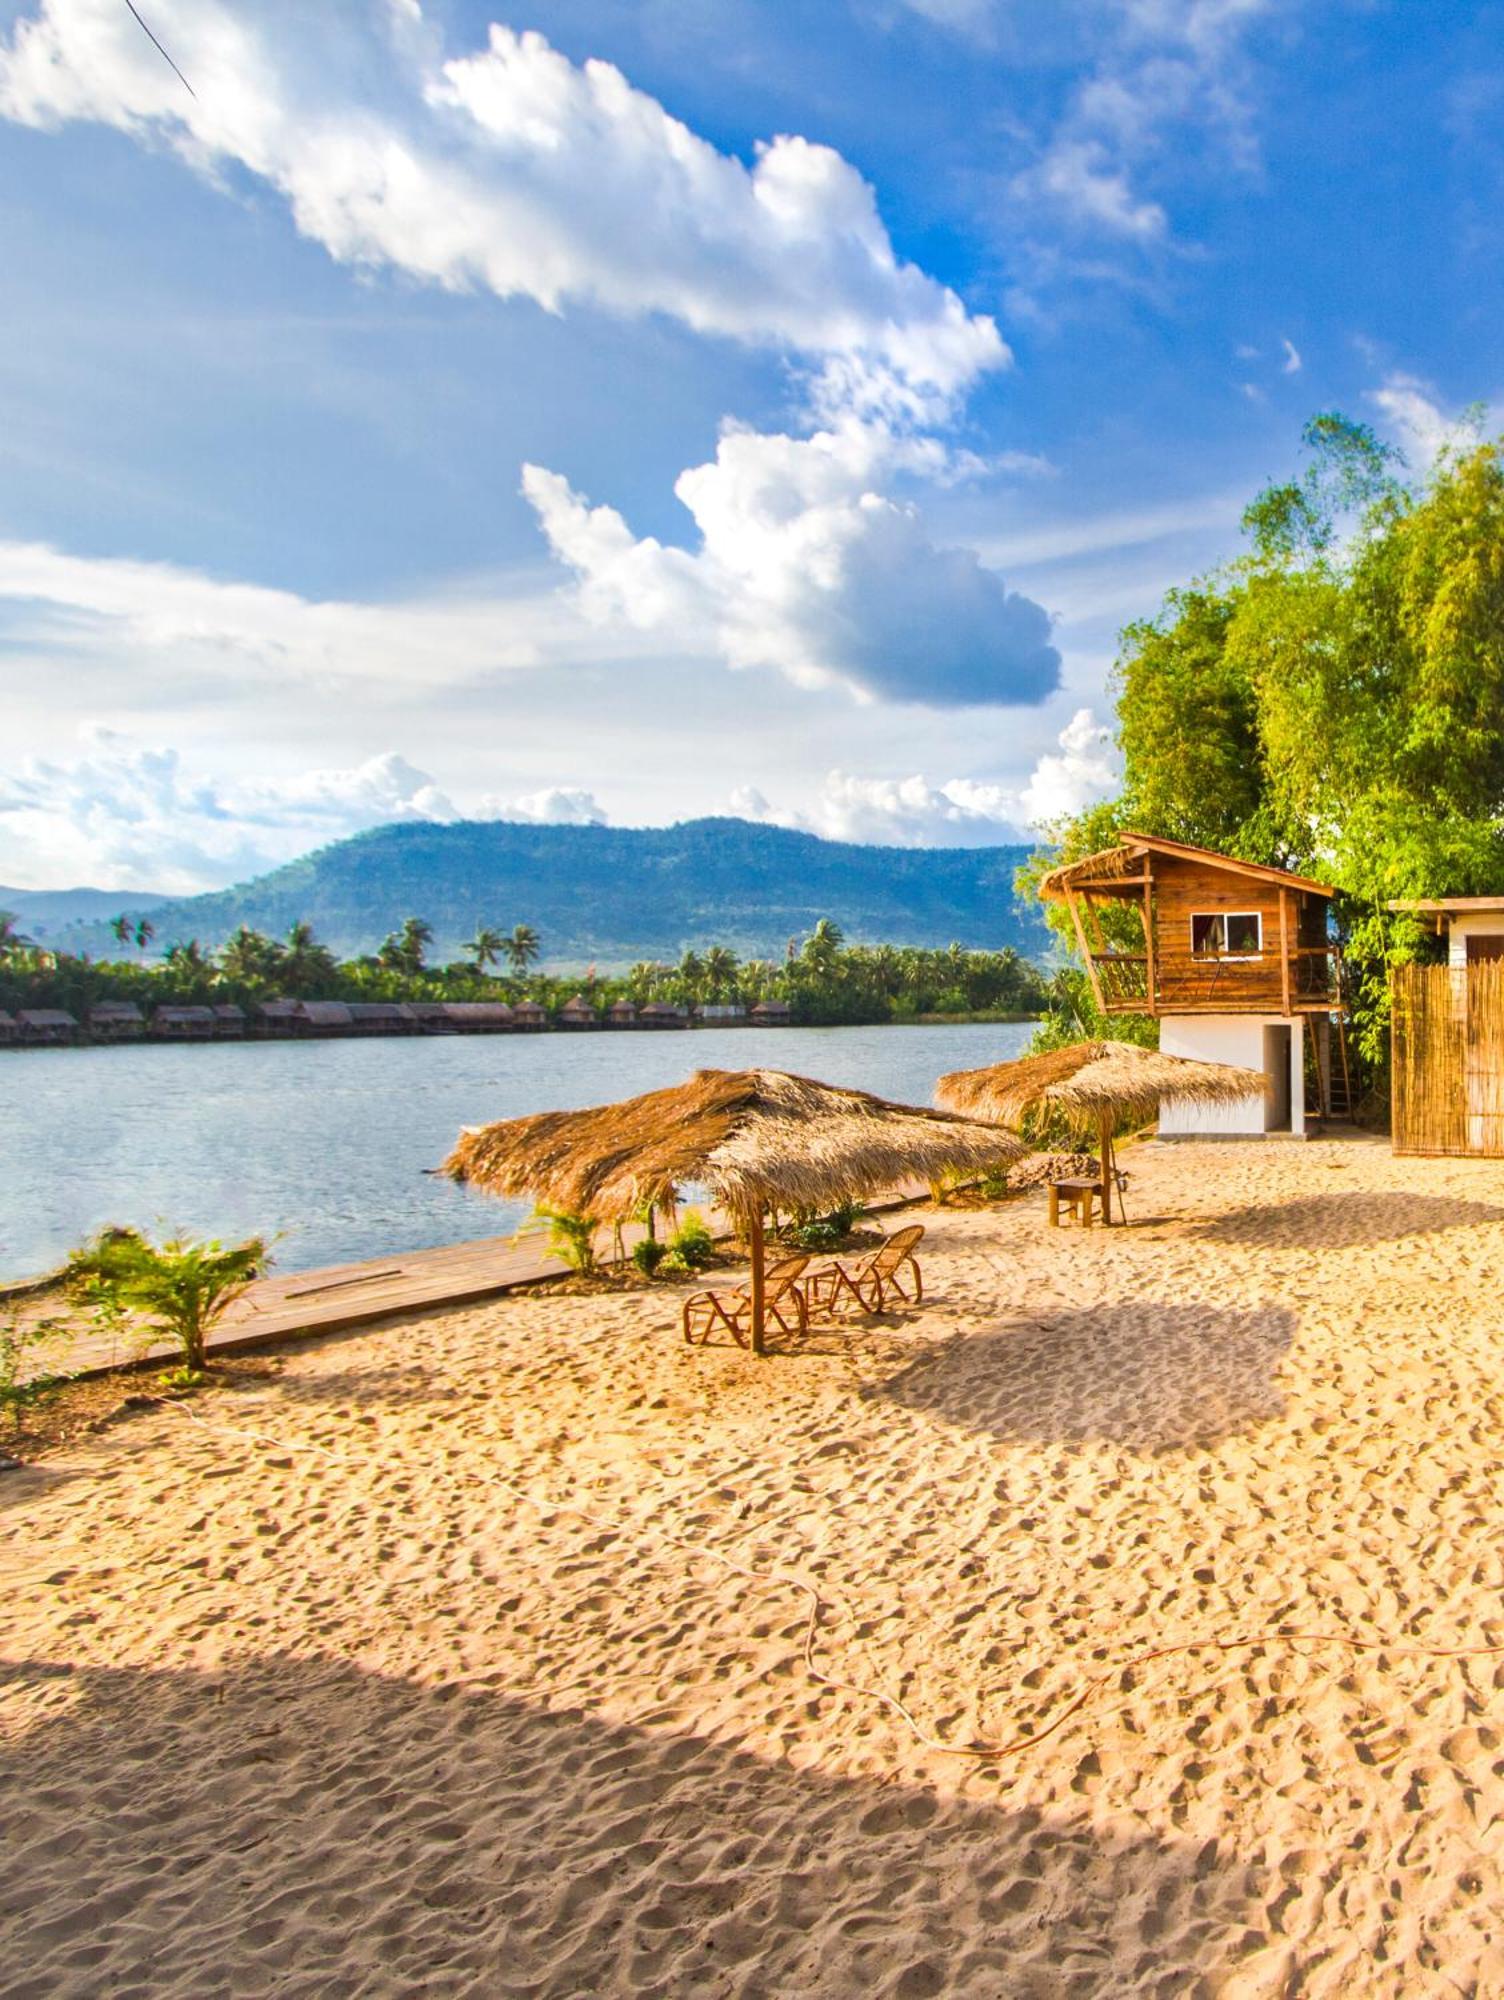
[
  {"left": 1192, "top": 1189, "right": 1504, "bottom": 1251},
  {"left": 874, "top": 1301, "right": 1298, "bottom": 1451},
  {"left": 1, "top": 1651, "right": 1270, "bottom": 1997}
]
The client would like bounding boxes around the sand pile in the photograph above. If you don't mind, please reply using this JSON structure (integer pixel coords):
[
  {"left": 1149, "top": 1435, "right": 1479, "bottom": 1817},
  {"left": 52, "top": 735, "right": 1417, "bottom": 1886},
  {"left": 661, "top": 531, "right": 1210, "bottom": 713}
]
[{"left": 6, "top": 1135, "right": 1504, "bottom": 1995}]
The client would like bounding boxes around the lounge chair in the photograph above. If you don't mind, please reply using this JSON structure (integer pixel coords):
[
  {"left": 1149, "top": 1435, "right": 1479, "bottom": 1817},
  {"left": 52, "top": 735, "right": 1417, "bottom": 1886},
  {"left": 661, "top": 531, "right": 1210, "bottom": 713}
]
[
  {"left": 804, "top": 1224, "right": 925, "bottom": 1317},
  {"left": 682, "top": 1253, "right": 811, "bottom": 1349}
]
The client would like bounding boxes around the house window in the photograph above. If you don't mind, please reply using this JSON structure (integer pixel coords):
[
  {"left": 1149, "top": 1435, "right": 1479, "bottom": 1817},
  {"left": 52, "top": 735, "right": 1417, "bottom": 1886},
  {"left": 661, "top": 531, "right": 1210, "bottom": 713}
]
[{"left": 1191, "top": 911, "right": 1262, "bottom": 958}]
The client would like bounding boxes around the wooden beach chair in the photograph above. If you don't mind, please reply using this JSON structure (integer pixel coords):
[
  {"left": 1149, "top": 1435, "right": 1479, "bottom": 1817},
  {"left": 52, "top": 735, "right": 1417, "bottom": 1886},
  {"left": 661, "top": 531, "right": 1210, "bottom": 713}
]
[
  {"left": 804, "top": 1224, "right": 925, "bottom": 1318},
  {"left": 682, "top": 1254, "right": 810, "bottom": 1350}
]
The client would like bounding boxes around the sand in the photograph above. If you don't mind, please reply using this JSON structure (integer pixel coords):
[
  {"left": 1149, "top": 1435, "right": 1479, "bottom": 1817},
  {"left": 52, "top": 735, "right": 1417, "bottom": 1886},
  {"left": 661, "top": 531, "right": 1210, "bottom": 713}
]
[{"left": 5, "top": 1134, "right": 1504, "bottom": 1997}]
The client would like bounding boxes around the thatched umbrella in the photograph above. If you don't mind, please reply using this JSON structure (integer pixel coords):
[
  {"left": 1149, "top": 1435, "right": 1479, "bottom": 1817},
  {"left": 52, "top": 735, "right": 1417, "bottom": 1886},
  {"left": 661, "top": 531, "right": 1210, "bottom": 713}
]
[
  {"left": 445, "top": 1067, "right": 1024, "bottom": 1352},
  {"left": 935, "top": 1040, "right": 1264, "bottom": 1224}
]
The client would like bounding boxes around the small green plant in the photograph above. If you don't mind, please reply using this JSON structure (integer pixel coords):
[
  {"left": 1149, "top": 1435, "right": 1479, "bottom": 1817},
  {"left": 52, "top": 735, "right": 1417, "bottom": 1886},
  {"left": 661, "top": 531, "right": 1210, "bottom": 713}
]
[
  {"left": 0, "top": 1308, "right": 71, "bottom": 1434},
  {"left": 978, "top": 1167, "right": 1012, "bottom": 1200},
  {"left": 631, "top": 1237, "right": 667, "bottom": 1277},
  {"left": 789, "top": 1218, "right": 840, "bottom": 1251},
  {"left": 67, "top": 1227, "right": 268, "bottom": 1376},
  {"left": 657, "top": 1249, "right": 691, "bottom": 1276},
  {"left": 520, "top": 1204, "right": 599, "bottom": 1275},
  {"left": 668, "top": 1210, "right": 715, "bottom": 1270},
  {"left": 825, "top": 1198, "right": 868, "bottom": 1235}
]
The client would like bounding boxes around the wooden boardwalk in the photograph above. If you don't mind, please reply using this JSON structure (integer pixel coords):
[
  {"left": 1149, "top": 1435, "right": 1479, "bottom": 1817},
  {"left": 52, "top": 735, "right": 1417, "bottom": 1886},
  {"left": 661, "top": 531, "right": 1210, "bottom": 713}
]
[{"left": 26, "top": 1186, "right": 931, "bottom": 1383}]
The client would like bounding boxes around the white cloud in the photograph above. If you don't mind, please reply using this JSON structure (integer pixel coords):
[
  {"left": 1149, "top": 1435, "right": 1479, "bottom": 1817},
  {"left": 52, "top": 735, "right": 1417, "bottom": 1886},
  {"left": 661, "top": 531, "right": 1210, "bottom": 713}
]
[
  {"left": 730, "top": 708, "right": 1119, "bottom": 845},
  {"left": 1015, "top": 0, "right": 1277, "bottom": 240},
  {"left": 0, "top": 535, "right": 685, "bottom": 706},
  {"left": 523, "top": 421, "right": 1060, "bottom": 709},
  {"left": 482, "top": 786, "right": 607, "bottom": 827},
  {"left": 0, "top": 729, "right": 458, "bottom": 891},
  {"left": 0, "top": 5, "right": 1004, "bottom": 410},
  {"left": 1281, "top": 336, "right": 1302, "bottom": 374},
  {"left": 1016, "top": 706, "right": 1119, "bottom": 824},
  {"left": 1367, "top": 371, "right": 1473, "bottom": 470}
]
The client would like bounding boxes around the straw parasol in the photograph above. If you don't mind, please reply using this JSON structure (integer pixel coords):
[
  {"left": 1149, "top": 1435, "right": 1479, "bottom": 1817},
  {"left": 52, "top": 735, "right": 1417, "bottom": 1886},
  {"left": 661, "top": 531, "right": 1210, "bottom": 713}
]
[
  {"left": 935, "top": 1040, "right": 1264, "bottom": 1224},
  {"left": 445, "top": 1067, "right": 1024, "bottom": 1352}
]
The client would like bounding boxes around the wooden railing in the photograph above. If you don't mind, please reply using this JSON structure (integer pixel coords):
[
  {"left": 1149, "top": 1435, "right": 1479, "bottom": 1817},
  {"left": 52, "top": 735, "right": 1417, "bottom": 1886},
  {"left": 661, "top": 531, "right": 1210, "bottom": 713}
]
[
  {"left": 1095, "top": 953, "right": 1150, "bottom": 1011},
  {"left": 1086, "top": 944, "right": 1341, "bottom": 1012}
]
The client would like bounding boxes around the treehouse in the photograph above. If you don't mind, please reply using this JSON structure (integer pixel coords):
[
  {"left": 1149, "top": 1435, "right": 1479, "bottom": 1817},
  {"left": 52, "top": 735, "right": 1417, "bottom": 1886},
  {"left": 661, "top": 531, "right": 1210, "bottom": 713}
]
[{"left": 1040, "top": 833, "right": 1347, "bottom": 1137}]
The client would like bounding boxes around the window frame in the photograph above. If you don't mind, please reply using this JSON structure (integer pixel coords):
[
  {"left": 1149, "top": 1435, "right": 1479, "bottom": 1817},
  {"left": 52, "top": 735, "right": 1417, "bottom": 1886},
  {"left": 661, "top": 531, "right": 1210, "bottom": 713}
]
[{"left": 1190, "top": 910, "right": 1263, "bottom": 961}]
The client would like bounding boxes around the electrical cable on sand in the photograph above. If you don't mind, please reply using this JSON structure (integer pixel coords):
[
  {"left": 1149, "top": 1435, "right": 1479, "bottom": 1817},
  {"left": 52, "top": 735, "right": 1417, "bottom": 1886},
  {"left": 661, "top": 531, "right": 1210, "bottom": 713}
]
[{"left": 132, "top": 1394, "right": 1504, "bottom": 1765}]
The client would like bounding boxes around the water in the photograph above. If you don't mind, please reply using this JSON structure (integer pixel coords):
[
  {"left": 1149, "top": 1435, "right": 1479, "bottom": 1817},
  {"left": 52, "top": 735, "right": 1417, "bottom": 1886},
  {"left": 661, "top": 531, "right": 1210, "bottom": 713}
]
[{"left": 0, "top": 1021, "right": 1034, "bottom": 1281}]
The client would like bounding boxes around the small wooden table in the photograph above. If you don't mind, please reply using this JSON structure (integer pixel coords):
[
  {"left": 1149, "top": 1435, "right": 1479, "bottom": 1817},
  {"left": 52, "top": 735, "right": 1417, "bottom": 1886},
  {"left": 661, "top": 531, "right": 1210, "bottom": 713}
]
[{"left": 1048, "top": 1177, "right": 1102, "bottom": 1227}]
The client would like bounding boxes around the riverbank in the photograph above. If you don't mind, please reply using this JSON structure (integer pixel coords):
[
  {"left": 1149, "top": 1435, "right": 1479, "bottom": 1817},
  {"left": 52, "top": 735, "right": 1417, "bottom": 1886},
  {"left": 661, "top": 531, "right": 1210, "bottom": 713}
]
[{"left": 8, "top": 1134, "right": 1504, "bottom": 1993}]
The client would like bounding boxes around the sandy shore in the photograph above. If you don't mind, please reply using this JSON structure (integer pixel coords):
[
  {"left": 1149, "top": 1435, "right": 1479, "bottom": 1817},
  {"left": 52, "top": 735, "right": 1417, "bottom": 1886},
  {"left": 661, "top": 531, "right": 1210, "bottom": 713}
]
[{"left": 6, "top": 1134, "right": 1504, "bottom": 1996}]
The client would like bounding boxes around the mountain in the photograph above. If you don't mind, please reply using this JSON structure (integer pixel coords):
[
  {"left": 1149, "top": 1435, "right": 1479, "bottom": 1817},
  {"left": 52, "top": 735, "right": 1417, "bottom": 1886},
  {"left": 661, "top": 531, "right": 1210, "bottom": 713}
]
[
  {"left": 0, "top": 884, "right": 173, "bottom": 941},
  {"left": 45, "top": 818, "right": 1048, "bottom": 965}
]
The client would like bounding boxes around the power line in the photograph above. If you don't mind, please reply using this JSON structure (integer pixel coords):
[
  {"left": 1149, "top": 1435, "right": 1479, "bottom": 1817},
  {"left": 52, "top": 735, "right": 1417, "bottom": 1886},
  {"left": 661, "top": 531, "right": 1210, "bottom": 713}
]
[{"left": 123, "top": 0, "right": 195, "bottom": 99}]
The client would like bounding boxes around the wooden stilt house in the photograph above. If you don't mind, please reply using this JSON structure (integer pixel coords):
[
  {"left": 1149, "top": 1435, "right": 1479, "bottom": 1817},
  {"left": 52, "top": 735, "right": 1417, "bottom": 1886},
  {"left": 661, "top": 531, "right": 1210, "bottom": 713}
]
[{"left": 1040, "top": 832, "right": 1348, "bottom": 1135}]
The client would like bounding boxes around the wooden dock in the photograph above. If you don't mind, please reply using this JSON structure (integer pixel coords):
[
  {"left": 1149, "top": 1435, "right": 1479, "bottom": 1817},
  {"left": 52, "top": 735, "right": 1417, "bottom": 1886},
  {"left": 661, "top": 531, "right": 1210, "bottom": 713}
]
[{"left": 24, "top": 1185, "right": 931, "bottom": 1384}]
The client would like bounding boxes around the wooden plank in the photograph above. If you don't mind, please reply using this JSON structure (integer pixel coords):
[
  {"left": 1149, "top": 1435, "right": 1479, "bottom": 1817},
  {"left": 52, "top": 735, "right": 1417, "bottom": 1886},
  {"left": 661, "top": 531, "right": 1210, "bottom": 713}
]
[
  {"left": 1064, "top": 888, "right": 1107, "bottom": 1013},
  {"left": 1141, "top": 872, "right": 1156, "bottom": 1013},
  {"left": 1279, "top": 888, "right": 1291, "bottom": 1017}
]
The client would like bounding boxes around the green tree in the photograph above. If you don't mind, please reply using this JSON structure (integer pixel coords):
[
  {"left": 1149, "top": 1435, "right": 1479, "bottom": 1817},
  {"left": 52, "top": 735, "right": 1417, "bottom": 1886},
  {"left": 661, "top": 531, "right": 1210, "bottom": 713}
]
[
  {"left": 68, "top": 1228, "right": 269, "bottom": 1378},
  {"left": 465, "top": 925, "right": 505, "bottom": 972},
  {"left": 504, "top": 924, "right": 541, "bottom": 978},
  {"left": 0, "top": 912, "right": 32, "bottom": 959},
  {"left": 218, "top": 926, "right": 285, "bottom": 987},
  {"left": 702, "top": 944, "right": 739, "bottom": 1000}
]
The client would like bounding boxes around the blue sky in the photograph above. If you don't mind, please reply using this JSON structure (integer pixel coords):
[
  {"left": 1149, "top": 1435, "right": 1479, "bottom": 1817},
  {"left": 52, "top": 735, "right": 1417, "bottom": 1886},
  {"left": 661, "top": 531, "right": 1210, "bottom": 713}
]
[{"left": 0, "top": 0, "right": 1495, "bottom": 890}]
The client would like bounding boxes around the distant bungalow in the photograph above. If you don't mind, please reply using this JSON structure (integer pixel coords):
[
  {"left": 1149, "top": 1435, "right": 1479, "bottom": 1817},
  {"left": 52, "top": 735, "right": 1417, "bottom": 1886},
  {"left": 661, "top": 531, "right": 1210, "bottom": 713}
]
[
  {"left": 638, "top": 1001, "right": 689, "bottom": 1029},
  {"left": 607, "top": 998, "right": 638, "bottom": 1028},
  {"left": 88, "top": 1000, "right": 146, "bottom": 1042},
  {"left": 444, "top": 1002, "right": 516, "bottom": 1033},
  {"left": 16, "top": 1008, "right": 79, "bottom": 1045},
  {"left": 511, "top": 999, "right": 549, "bottom": 1031},
  {"left": 558, "top": 993, "right": 598, "bottom": 1029},
  {"left": 153, "top": 1004, "right": 219, "bottom": 1041},
  {"left": 749, "top": 999, "right": 793, "bottom": 1025}
]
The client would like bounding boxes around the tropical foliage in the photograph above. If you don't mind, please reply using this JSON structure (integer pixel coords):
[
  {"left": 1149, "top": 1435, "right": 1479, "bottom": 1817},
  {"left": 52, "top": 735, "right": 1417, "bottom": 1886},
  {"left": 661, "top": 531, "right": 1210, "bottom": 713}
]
[
  {"left": 0, "top": 909, "right": 1049, "bottom": 1029},
  {"left": 1027, "top": 414, "right": 1504, "bottom": 1072},
  {"left": 67, "top": 1227, "right": 269, "bottom": 1378}
]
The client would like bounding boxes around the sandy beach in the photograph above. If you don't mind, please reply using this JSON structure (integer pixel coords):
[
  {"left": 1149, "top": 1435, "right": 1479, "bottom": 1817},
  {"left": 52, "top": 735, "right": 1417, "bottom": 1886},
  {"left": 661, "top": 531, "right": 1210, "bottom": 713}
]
[{"left": 6, "top": 1133, "right": 1504, "bottom": 1996}]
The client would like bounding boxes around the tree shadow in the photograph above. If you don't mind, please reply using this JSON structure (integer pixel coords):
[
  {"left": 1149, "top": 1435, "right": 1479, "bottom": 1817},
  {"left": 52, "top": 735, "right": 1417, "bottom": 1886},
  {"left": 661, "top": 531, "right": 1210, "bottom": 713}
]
[
  {"left": 0, "top": 1651, "right": 1271, "bottom": 1998},
  {"left": 1193, "top": 1190, "right": 1504, "bottom": 1250},
  {"left": 874, "top": 1303, "right": 1298, "bottom": 1451}
]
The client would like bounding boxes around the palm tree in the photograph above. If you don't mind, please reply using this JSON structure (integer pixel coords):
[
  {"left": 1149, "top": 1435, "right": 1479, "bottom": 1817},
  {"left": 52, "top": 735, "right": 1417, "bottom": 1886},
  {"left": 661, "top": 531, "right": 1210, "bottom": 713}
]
[
  {"left": 802, "top": 917, "right": 845, "bottom": 975},
  {"left": 677, "top": 948, "right": 705, "bottom": 1004},
  {"left": 504, "top": 924, "right": 540, "bottom": 978},
  {"left": 68, "top": 1227, "right": 268, "bottom": 1378},
  {"left": 163, "top": 939, "right": 206, "bottom": 973},
  {"left": 279, "top": 920, "right": 337, "bottom": 995},
  {"left": 702, "top": 944, "right": 739, "bottom": 1000},
  {"left": 465, "top": 925, "right": 505, "bottom": 973},
  {"left": 134, "top": 917, "right": 155, "bottom": 954},
  {"left": 109, "top": 913, "right": 133, "bottom": 951},
  {"left": 218, "top": 925, "right": 284, "bottom": 987},
  {"left": 0, "top": 912, "right": 34, "bottom": 958}
]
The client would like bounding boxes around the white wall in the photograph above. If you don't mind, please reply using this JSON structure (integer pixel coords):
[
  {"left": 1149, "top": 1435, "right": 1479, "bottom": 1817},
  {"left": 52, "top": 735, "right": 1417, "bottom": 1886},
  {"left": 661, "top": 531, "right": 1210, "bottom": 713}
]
[
  {"left": 1447, "top": 914, "right": 1504, "bottom": 967},
  {"left": 1158, "top": 1015, "right": 1303, "bottom": 1136}
]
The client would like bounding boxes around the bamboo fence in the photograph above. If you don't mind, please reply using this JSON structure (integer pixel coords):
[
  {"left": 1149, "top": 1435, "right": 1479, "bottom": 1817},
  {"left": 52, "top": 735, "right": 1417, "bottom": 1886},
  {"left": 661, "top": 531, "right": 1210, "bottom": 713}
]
[{"left": 1391, "top": 959, "right": 1504, "bottom": 1156}]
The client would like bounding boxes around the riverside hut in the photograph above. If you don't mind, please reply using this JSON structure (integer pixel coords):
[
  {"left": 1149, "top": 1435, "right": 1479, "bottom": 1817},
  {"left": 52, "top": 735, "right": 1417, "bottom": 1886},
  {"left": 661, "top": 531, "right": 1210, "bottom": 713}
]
[
  {"left": 16, "top": 1009, "right": 79, "bottom": 1045},
  {"left": 446, "top": 1068, "right": 1023, "bottom": 1355},
  {"left": 444, "top": 1002, "right": 516, "bottom": 1033},
  {"left": 87, "top": 1000, "right": 146, "bottom": 1042},
  {"left": 300, "top": 1001, "right": 355, "bottom": 1036},
  {"left": 750, "top": 999, "right": 793, "bottom": 1025},
  {"left": 559, "top": 993, "right": 598, "bottom": 1030},
  {"left": 608, "top": 999, "right": 638, "bottom": 1028},
  {"left": 347, "top": 1001, "right": 412, "bottom": 1036},
  {"left": 212, "top": 1003, "right": 246, "bottom": 1039},
  {"left": 0, "top": 1010, "right": 17, "bottom": 1046},
  {"left": 639, "top": 1002, "right": 689, "bottom": 1029},
  {"left": 152, "top": 1005, "right": 218, "bottom": 1040},
  {"left": 255, "top": 998, "right": 305, "bottom": 1038},
  {"left": 511, "top": 1000, "right": 548, "bottom": 1031}
]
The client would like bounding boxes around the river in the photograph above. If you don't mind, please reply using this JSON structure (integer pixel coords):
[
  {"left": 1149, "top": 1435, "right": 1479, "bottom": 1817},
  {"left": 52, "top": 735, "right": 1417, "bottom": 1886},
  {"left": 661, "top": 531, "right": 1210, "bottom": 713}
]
[{"left": 0, "top": 1020, "right": 1034, "bottom": 1282}]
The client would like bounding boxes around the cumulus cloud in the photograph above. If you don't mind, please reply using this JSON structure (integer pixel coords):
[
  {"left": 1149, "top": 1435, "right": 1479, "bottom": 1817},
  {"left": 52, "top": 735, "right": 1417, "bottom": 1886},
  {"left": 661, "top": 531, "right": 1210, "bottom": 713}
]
[
  {"left": 1281, "top": 336, "right": 1302, "bottom": 374},
  {"left": 479, "top": 786, "right": 607, "bottom": 826},
  {"left": 0, "top": 5, "right": 1003, "bottom": 410},
  {"left": 0, "top": 729, "right": 458, "bottom": 891},
  {"left": 523, "top": 422, "right": 1060, "bottom": 708},
  {"left": 729, "top": 708, "right": 1119, "bottom": 845}
]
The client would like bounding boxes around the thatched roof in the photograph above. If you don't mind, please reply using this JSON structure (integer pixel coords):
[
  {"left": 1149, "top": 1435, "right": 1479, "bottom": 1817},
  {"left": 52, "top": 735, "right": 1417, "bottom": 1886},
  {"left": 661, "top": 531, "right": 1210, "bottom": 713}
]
[
  {"left": 935, "top": 1039, "right": 1264, "bottom": 1132},
  {"left": 445, "top": 1066, "right": 1025, "bottom": 1223}
]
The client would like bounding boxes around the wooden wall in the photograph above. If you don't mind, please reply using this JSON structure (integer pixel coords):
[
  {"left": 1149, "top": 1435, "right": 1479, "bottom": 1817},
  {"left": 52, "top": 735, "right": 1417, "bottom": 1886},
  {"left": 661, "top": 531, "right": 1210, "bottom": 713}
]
[{"left": 1144, "top": 854, "right": 1303, "bottom": 1013}]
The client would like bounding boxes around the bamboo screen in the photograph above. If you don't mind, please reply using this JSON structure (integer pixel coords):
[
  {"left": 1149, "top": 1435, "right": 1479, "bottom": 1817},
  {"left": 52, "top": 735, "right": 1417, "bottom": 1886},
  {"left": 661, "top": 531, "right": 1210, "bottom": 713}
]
[{"left": 1392, "top": 960, "right": 1504, "bottom": 1156}]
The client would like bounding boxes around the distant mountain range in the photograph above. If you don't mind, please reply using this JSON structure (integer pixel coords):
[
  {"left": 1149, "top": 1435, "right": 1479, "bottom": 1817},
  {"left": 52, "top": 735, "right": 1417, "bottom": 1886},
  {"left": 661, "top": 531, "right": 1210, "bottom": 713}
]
[{"left": 12, "top": 818, "right": 1049, "bottom": 966}]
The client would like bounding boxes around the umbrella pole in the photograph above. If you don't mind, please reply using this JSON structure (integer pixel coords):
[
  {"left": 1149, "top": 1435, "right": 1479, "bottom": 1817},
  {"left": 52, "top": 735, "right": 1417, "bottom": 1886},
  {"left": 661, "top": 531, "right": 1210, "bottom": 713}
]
[
  {"left": 1099, "top": 1109, "right": 1113, "bottom": 1225},
  {"left": 748, "top": 1208, "right": 767, "bottom": 1356}
]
